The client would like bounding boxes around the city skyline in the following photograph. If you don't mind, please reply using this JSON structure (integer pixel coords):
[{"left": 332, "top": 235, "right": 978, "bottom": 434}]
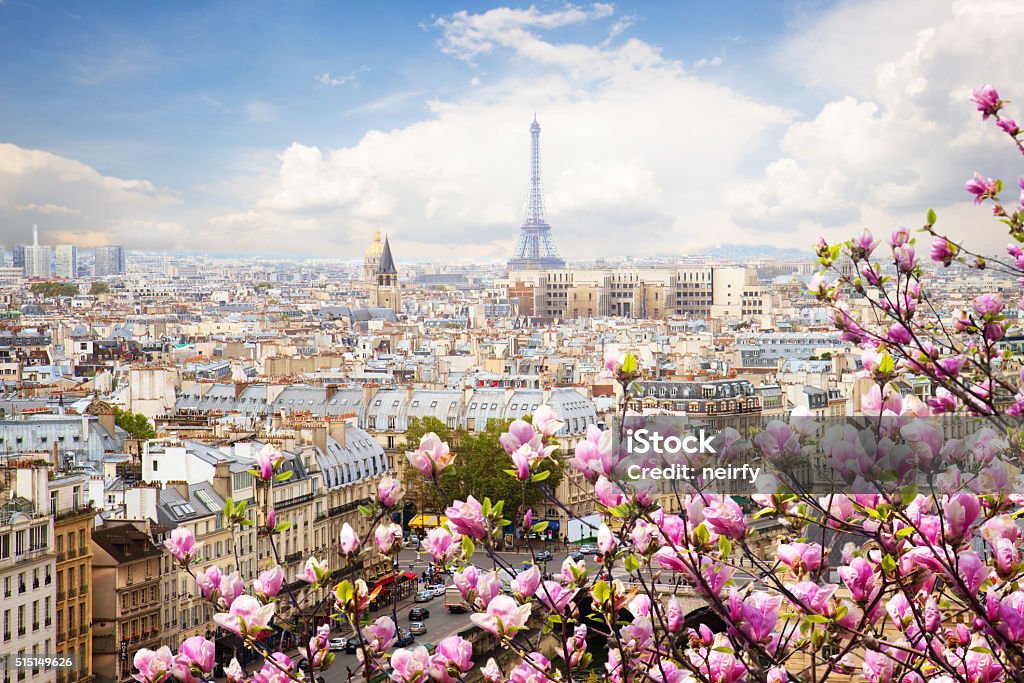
[{"left": 1, "top": 0, "right": 1022, "bottom": 263}]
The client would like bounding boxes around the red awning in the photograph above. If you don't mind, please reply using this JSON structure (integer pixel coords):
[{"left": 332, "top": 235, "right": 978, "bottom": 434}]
[
  {"left": 372, "top": 574, "right": 396, "bottom": 589},
  {"left": 400, "top": 571, "right": 418, "bottom": 581}
]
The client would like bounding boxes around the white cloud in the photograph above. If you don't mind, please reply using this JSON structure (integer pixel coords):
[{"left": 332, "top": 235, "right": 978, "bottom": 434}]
[
  {"left": 245, "top": 101, "right": 277, "bottom": 123},
  {"left": 0, "top": 143, "right": 184, "bottom": 249},
  {"left": 205, "top": 4, "right": 792, "bottom": 259},
  {"left": 693, "top": 56, "right": 721, "bottom": 69},
  {"left": 731, "top": 0, "right": 1024, "bottom": 254},
  {"left": 315, "top": 65, "right": 370, "bottom": 87}
]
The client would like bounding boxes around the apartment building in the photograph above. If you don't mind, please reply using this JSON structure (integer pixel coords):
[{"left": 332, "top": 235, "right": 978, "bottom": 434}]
[
  {"left": 91, "top": 522, "right": 163, "bottom": 683},
  {"left": 0, "top": 492, "right": 57, "bottom": 683},
  {"left": 49, "top": 474, "right": 93, "bottom": 683}
]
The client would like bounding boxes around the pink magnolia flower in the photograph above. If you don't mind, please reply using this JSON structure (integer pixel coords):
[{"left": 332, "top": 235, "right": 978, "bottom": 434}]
[
  {"left": 851, "top": 228, "right": 880, "bottom": 259},
  {"left": 863, "top": 648, "right": 896, "bottom": 683},
  {"left": 453, "top": 565, "right": 480, "bottom": 602},
  {"left": 776, "top": 542, "right": 822, "bottom": 576},
  {"left": 942, "top": 493, "right": 980, "bottom": 544},
  {"left": 481, "top": 659, "right": 502, "bottom": 683},
  {"left": 597, "top": 523, "right": 617, "bottom": 554},
  {"left": 445, "top": 496, "right": 488, "bottom": 541},
  {"left": 508, "top": 653, "right": 552, "bottom": 683},
  {"left": 509, "top": 444, "right": 535, "bottom": 481},
  {"left": 537, "top": 580, "right": 577, "bottom": 614},
  {"left": 213, "top": 594, "right": 275, "bottom": 636},
  {"left": 470, "top": 594, "right": 532, "bottom": 636},
  {"left": 255, "top": 443, "right": 284, "bottom": 481},
  {"left": 997, "top": 118, "right": 1019, "bottom": 136},
  {"left": 474, "top": 571, "right": 503, "bottom": 607},
  {"left": 511, "top": 565, "right": 541, "bottom": 599},
  {"left": 377, "top": 476, "right": 404, "bottom": 507},
  {"left": 265, "top": 507, "right": 276, "bottom": 534},
  {"left": 301, "top": 556, "right": 328, "bottom": 583},
  {"left": 928, "top": 387, "right": 957, "bottom": 414},
  {"left": 930, "top": 238, "right": 958, "bottom": 266},
  {"left": 886, "top": 323, "right": 912, "bottom": 344},
  {"left": 966, "top": 173, "right": 999, "bottom": 204},
  {"left": 389, "top": 645, "right": 431, "bottom": 683},
  {"left": 429, "top": 636, "right": 473, "bottom": 683},
  {"left": 173, "top": 637, "right": 215, "bottom": 683},
  {"left": 500, "top": 419, "right": 541, "bottom": 455},
  {"left": 217, "top": 572, "right": 245, "bottom": 609},
  {"left": 665, "top": 596, "right": 684, "bottom": 633},
  {"left": 689, "top": 634, "right": 747, "bottom": 683},
  {"left": 890, "top": 226, "right": 910, "bottom": 247},
  {"left": 164, "top": 527, "right": 198, "bottom": 565},
  {"left": 132, "top": 647, "right": 175, "bottom": 683},
  {"left": 407, "top": 432, "right": 455, "bottom": 479},
  {"left": 680, "top": 555, "right": 735, "bottom": 597},
  {"left": 971, "top": 84, "right": 1002, "bottom": 119},
  {"left": 253, "top": 654, "right": 293, "bottom": 683},
  {"left": 365, "top": 616, "right": 397, "bottom": 652},
  {"left": 254, "top": 565, "right": 284, "bottom": 599},
  {"left": 894, "top": 243, "right": 916, "bottom": 272},
  {"left": 531, "top": 405, "right": 564, "bottom": 437},
  {"left": 988, "top": 591, "right": 1024, "bottom": 642},
  {"left": 423, "top": 526, "right": 457, "bottom": 563},
  {"left": 788, "top": 581, "right": 837, "bottom": 615},
  {"left": 594, "top": 476, "right": 625, "bottom": 508},
  {"left": 729, "top": 590, "right": 781, "bottom": 643},
  {"left": 375, "top": 522, "right": 403, "bottom": 555},
  {"left": 703, "top": 496, "right": 746, "bottom": 540},
  {"left": 571, "top": 425, "right": 613, "bottom": 483},
  {"left": 195, "top": 566, "right": 222, "bottom": 601},
  {"left": 952, "top": 551, "right": 991, "bottom": 595},
  {"left": 339, "top": 523, "right": 360, "bottom": 554},
  {"left": 224, "top": 659, "right": 244, "bottom": 683}
]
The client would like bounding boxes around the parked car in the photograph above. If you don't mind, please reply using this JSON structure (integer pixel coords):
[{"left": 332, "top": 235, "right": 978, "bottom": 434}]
[
  {"left": 428, "top": 584, "right": 446, "bottom": 597},
  {"left": 329, "top": 637, "right": 349, "bottom": 652},
  {"left": 569, "top": 550, "right": 585, "bottom": 562},
  {"left": 397, "top": 629, "right": 415, "bottom": 647},
  {"left": 345, "top": 639, "right": 360, "bottom": 654},
  {"left": 410, "top": 606, "right": 430, "bottom": 620},
  {"left": 414, "top": 590, "right": 434, "bottom": 602},
  {"left": 409, "top": 622, "right": 428, "bottom": 635},
  {"left": 535, "top": 550, "right": 553, "bottom": 562},
  {"left": 579, "top": 543, "right": 599, "bottom": 555}
]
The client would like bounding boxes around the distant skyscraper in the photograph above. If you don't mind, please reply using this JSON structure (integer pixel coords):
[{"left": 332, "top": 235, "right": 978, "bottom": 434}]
[
  {"left": 55, "top": 245, "right": 78, "bottom": 278},
  {"left": 12, "top": 245, "right": 25, "bottom": 270},
  {"left": 23, "top": 225, "right": 52, "bottom": 278},
  {"left": 0, "top": 246, "right": 7, "bottom": 268},
  {"left": 508, "top": 115, "right": 566, "bottom": 271},
  {"left": 95, "top": 245, "right": 126, "bottom": 276}
]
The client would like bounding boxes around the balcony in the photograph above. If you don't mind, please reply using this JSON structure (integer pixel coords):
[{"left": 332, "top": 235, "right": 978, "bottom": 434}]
[
  {"left": 57, "top": 591, "right": 66, "bottom": 601},
  {"left": 68, "top": 586, "right": 77, "bottom": 598},
  {"left": 32, "top": 622, "right": 38, "bottom": 631},
  {"left": 17, "top": 627, "right": 24, "bottom": 636},
  {"left": 276, "top": 492, "right": 314, "bottom": 511},
  {"left": 57, "top": 552, "right": 66, "bottom": 562},
  {"left": 18, "top": 583, "right": 25, "bottom": 594},
  {"left": 79, "top": 583, "right": 87, "bottom": 595},
  {"left": 54, "top": 502, "right": 94, "bottom": 521},
  {"left": 57, "top": 631, "right": 66, "bottom": 642},
  {"left": 284, "top": 551, "right": 302, "bottom": 564},
  {"left": 44, "top": 617, "right": 51, "bottom": 627},
  {"left": 68, "top": 626, "right": 77, "bottom": 638},
  {"left": 67, "top": 548, "right": 77, "bottom": 559}
]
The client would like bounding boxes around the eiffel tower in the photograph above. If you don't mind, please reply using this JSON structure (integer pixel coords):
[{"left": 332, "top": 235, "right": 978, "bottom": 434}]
[{"left": 508, "top": 115, "right": 566, "bottom": 271}]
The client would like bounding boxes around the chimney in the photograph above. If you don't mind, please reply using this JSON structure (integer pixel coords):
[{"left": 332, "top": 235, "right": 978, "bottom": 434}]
[
  {"left": 309, "top": 424, "right": 327, "bottom": 453},
  {"left": 234, "top": 382, "right": 247, "bottom": 401},
  {"left": 211, "top": 461, "right": 231, "bottom": 501},
  {"left": 167, "top": 480, "right": 189, "bottom": 499},
  {"left": 325, "top": 384, "right": 339, "bottom": 403},
  {"left": 328, "top": 419, "right": 347, "bottom": 449}
]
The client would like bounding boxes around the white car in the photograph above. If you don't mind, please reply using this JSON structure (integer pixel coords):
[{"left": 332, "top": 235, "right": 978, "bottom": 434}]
[
  {"left": 414, "top": 590, "right": 434, "bottom": 602},
  {"left": 329, "top": 637, "right": 349, "bottom": 652},
  {"left": 429, "top": 585, "right": 446, "bottom": 598}
]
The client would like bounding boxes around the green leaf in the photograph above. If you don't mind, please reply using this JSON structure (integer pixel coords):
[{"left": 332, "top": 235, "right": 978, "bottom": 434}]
[
  {"left": 503, "top": 469, "right": 520, "bottom": 477},
  {"left": 695, "top": 523, "right": 710, "bottom": 546},
  {"left": 719, "top": 536, "right": 733, "bottom": 557},
  {"left": 900, "top": 483, "right": 919, "bottom": 507},
  {"left": 224, "top": 498, "right": 234, "bottom": 518},
  {"left": 531, "top": 521, "right": 550, "bottom": 534},
  {"left": 357, "top": 505, "right": 372, "bottom": 517},
  {"left": 461, "top": 535, "right": 476, "bottom": 558},
  {"left": 623, "top": 554, "right": 639, "bottom": 572},
  {"left": 530, "top": 470, "right": 551, "bottom": 483},
  {"left": 880, "top": 554, "right": 896, "bottom": 573},
  {"left": 878, "top": 352, "right": 895, "bottom": 375},
  {"left": 274, "top": 470, "right": 293, "bottom": 483},
  {"left": 492, "top": 500, "right": 505, "bottom": 516},
  {"left": 927, "top": 208, "right": 936, "bottom": 225},
  {"left": 805, "top": 614, "right": 830, "bottom": 624},
  {"left": 592, "top": 580, "right": 610, "bottom": 604},
  {"left": 622, "top": 353, "right": 638, "bottom": 375},
  {"left": 274, "top": 521, "right": 292, "bottom": 534}
]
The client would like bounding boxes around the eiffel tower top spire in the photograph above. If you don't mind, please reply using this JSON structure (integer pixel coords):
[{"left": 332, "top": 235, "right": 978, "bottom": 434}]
[{"left": 524, "top": 114, "right": 548, "bottom": 228}]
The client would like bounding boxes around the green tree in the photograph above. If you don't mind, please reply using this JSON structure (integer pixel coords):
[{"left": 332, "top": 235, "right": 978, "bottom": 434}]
[
  {"left": 438, "top": 417, "right": 564, "bottom": 521},
  {"left": 89, "top": 282, "right": 110, "bottom": 295},
  {"left": 113, "top": 407, "right": 156, "bottom": 440},
  {"left": 29, "top": 282, "right": 78, "bottom": 297}
]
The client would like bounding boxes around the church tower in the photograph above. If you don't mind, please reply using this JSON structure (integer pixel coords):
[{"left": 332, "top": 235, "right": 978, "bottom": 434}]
[
  {"left": 369, "top": 235, "right": 401, "bottom": 314},
  {"left": 363, "top": 226, "right": 384, "bottom": 281}
]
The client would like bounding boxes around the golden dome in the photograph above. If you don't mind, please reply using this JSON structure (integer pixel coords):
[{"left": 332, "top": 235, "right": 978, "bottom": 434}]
[{"left": 364, "top": 226, "right": 384, "bottom": 259}]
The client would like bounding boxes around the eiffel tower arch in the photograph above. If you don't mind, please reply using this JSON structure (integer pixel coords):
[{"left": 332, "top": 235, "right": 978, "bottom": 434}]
[{"left": 508, "top": 115, "right": 566, "bottom": 271}]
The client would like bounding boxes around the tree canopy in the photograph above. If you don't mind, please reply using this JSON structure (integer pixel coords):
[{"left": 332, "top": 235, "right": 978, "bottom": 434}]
[
  {"left": 113, "top": 406, "right": 156, "bottom": 440},
  {"left": 29, "top": 282, "right": 78, "bottom": 297},
  {"left": 89, "top": 282, "right": 110, "bottom": 295}
]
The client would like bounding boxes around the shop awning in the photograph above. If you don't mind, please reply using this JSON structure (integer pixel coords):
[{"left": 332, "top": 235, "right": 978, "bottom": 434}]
[
  {"left": 400, "top": 571, "right": 418, "bottom": 581},
  {"left": 372, "top": 574, "right": 397, "bottom": 589},
  {"left": 408, "top": 514, "right": 448, "bottom": 528}
]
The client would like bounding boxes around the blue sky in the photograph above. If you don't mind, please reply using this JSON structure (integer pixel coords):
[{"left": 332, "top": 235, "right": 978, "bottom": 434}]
[{"left": 1, "top": 1, "right": 1022, "bottom": 260}]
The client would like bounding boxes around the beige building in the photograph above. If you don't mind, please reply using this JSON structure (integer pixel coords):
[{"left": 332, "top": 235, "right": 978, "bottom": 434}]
[{"left": 91, "top": 521, "right": 163, "bottom": 683}]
